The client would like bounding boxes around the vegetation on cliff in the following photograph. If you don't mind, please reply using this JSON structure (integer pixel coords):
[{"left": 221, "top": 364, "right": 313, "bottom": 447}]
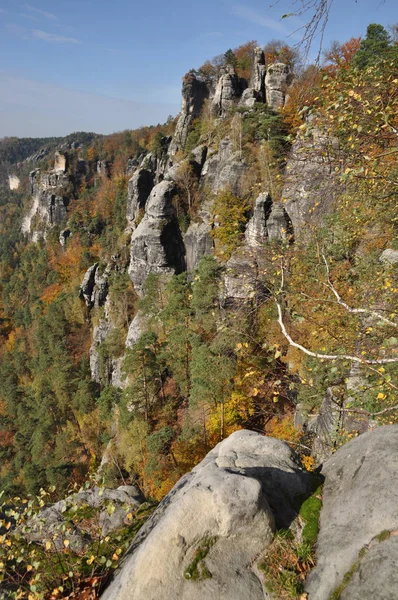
[{"left": 0, "top": 26, "right": 396, "bottom": 598}]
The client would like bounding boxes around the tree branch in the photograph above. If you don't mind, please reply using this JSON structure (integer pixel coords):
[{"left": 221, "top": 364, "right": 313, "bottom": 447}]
[
  {"left": 276, "top": 301, "right": 398, "bottom": 364},
  {"left": 322, "top": 254, "right": 397, "bottom": 329}
]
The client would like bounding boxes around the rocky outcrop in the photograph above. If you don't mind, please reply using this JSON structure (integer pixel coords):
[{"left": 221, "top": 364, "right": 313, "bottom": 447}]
[
  {"left": 80, "top": 263, "right": 109, "bottom": 309},
  {"left": 184, "top": 222, "right": 213, "bottom": 272},
  {"left": 282, "top": 124, "right": 340, "bottom": 237},
  {"left": 306, "top": 425, "right": 398, "bottom": 600},
  {"left": 128, "top": 180, "right": 186, "bottom": 296},
  {"left": 380, "top": 248, "right": 398, "bottom": 266},
  {"left": 8, "top": 174, "right": 20, "bottom": 190},
  {"left": 101, "top": 430, "right": 313, "bottom": 600},
  {"left": 22, "top": 168, "right": 71, "bottom": 240},
  {"left": 221, "top": 247, "right": 269, "bottom": 307},
  {"left": 126, "top": 312, "right": 146, "bottom": 348},
  {"left": 169, "top": 74, "right": 209, "bottom": 156},
  {"left": 211, "top": 66, "right": 245, "bottom": 117},
  {"left": 97, "top": 160, "right": 109, "bottom": 177},
  {"left": 265, "top": 62, "right": 292, "bottom": 110},
  {"left": 250, "top": 47, "right": 266, "bottom": 102},
  {"left": 59, "top": 227, "right": 72, "bottom": 246},
  {"left": 266, "top": 203, "right": 293, "bottom": 241},
  {"left": 126, "top": 168, "right": 155, "bottom": 226},
  {"left": 54, "top": 151, "right": 67, "bottom": 173},
  {"left": 245, "top": 192, "right": 272, "bottom": 247},
  {"left": 201, "top": 137, "right": 247, "bottom": 196},
  {"left": 26, "top": 484, "right": 145, "bottom": 552}
]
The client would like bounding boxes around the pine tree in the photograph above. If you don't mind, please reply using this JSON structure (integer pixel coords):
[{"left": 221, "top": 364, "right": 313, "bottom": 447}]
[{"left": 353, "top": 23, "right": 391, "bottom": 68}]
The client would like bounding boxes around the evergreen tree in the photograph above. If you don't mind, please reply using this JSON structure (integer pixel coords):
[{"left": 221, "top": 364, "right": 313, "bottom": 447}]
[{"left": 353, "top": 23, "right": 391, "bottom": 68}]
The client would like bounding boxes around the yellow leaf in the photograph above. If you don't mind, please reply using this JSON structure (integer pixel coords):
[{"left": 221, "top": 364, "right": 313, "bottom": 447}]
[
  {"left": 45, "top": 541, "right": 52, "bottom": 551},
  {"left": 63, "top": 539, "right": 70, "bottom": 548},
  {"left": 86, "top": 555, "right": 95, "bottom": 565}
]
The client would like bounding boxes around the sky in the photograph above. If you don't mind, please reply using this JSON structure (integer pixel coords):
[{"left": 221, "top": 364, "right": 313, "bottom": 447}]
[{"left": 0, "top": 0, "right": 396, "bottom": 138}]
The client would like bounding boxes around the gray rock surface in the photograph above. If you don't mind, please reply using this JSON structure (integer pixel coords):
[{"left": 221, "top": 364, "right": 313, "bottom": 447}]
[
  {"left": 266, "top": 203, "right": 292, "bottom": 241},
  {"left": 189, "top": 144, "right": 208, "bottom": 170},
  {"left": 310, "top": 386, "right": 343, "bottom": 463},
  {"left": 97, "top": 160, "right": 109, "bottom": 177},
  {"left": 169, "top": 74, "right": 209, "bottom": 156},
  {"left": 126, "top": 312, "right": 146, "bottom": 348},
  {"left": 239, "top": 87, "right": 259, "bottom": 108},
  {"left": 26, "top": 485, "right": 145, "bottom": 551},
  {"left": 245, "top": 192, "right": 272, "bottom": 247},
  {"left": 380, "top": 248, "right": 398, "bottom": 266},
  {"left": 80, "top": 263, "right": 98, "bottom": 307},
  {"left": 212, "top": 66, "right": 245, "bottom": 116},
  {"left": 201, "top": 137, "right": 247, "bottom": 196},
  {"left": 128, "top": 180, "right": 186, "bottom": 296},
  {"left": 126, "top": 168, "right": 154, "bottom": 225},
  {"left": 306, "top": 425, "right": 398, "bottom": 600},
  {"left": 265, "top": 62, "right": 291, "bottom": 110},
  {"left": 282, "top": 124, "right": 340, "bottom": 237},
  {"left": 8, "top": 174, "right": 20, "bottom": 190},
  {"left": 101, "top": 430, "right": 313, "bottom": 600},
  {"left": 250, "top": 47, "right": 266, "bottom": 102},
  {"left": 341, "top": 535, "right": 398, "bottom": 600},
  {"left": 23, "top": 168, "right": 70, "bottom": 240},
  {"left": 184, "top": 221, "right": 213, "bottom": 272},
  {"left": 80, "top": 263, "right": 109, "bottom": 309},
  {"left": 59, "top": 227, "right": 72, "bottom": 246},
  {"left": 222, "top": 247, "right": 269, "bottom": 307}
]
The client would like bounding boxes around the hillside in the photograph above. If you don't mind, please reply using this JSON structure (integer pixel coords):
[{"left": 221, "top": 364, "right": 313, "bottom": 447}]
[{"left": 0, "top": 26, "right": 397, "bottom": 600}]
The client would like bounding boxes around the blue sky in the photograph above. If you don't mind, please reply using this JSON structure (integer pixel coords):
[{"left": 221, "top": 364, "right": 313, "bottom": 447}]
[{"left": 0, "top": 0, "right": 396, "bottom": 137}]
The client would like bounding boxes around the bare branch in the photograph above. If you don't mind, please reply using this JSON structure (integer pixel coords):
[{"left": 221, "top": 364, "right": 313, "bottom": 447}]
[{"left": 276, "top": 301, "right": 398, "bottom": 364}]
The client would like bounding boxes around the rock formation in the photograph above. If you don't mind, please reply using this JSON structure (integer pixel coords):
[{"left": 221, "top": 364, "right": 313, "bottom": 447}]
[
  {"left": 266, "top": 203, "right": 293, "bottom": 241},
  {"left": 282, "top": 123, "right": 340, "bottom": 237},
  {"left": 22, "top": 168, "right": 71, "bottom": 240},
  {"left": 53, "top": 151, "right": 67, "bottom": 173},
  {"left": 169, "top": 74, "right": 209, "bottom": 156},
  {"left": 80, "top": 263, "right": 109, "bottom": 309},
  {"left": 26, "top": 484, "right": 145, "bottom": 552},
  {"left": 101, "top": 430, "right": 313, "bottom": 600},
  {"left": 221, "top": 247, "right": 269, "bottom": 307},
  {"left": 8, "top": 174, "right": 20, "bottom": 190},
  {"left": 211, "top": 66, "right": 245, "bottom": 117},
  {"left": 250, "top": 46, "right": 266, "bottom": 102},
  {"left": 306, "top": 425, "right": 398, "bottom": 600},
  {"left": 265, "top": 62, "right": 292, "bottom": 110},
  {"left": 128, "top": 180, "right": 186, "bottom": 296},
  {"left": 126, "top": 168, "right": 154, "bottom": 226},
  {"left": 245, "top": 192, "right": 272, "bottom": 247},
  {"left": 184, "top": 222, "right": 213, "bottom": 272},
  {"left": 201, "top": 137, "right": 246, "bottom": 196}
]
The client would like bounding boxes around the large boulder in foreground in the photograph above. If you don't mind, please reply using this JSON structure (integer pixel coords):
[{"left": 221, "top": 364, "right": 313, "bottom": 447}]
[
  {"left": 306, "top": 425, "right": 398, "bottom": 600},
  {"left": 102, "top": 430, "right": 313, "bottom": 600}
]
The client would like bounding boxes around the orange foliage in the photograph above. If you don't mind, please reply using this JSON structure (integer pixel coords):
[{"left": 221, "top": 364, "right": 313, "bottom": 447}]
[
  {"left": 234, "top": 40, "right": 258, "bottom": 80},
  {"left": 0, "top": 430, "right": 14, "bottom": 448},
  {"left": 323, "top": 37, "right": 362, "bottom": 76},
  {"left": 282, "top": 66, "right": 321, "bottom": 131},
  {"left": 86, "top": 146, "right": 97, "bottom": 162},
  {"left": 40, "top": 282, "right": 63, "bottom": 305},
  {"left": 264, "top": 42, "right": 297, "bottom": 69},
  {"left": 67, "top": 324, "right": 92, "bottom": 365},
  {"left": 265, "top": 414, "right": 301, "bottom": 444},
  {"left": 49, "top": 235, "right": 85, "bottom": 284}
]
